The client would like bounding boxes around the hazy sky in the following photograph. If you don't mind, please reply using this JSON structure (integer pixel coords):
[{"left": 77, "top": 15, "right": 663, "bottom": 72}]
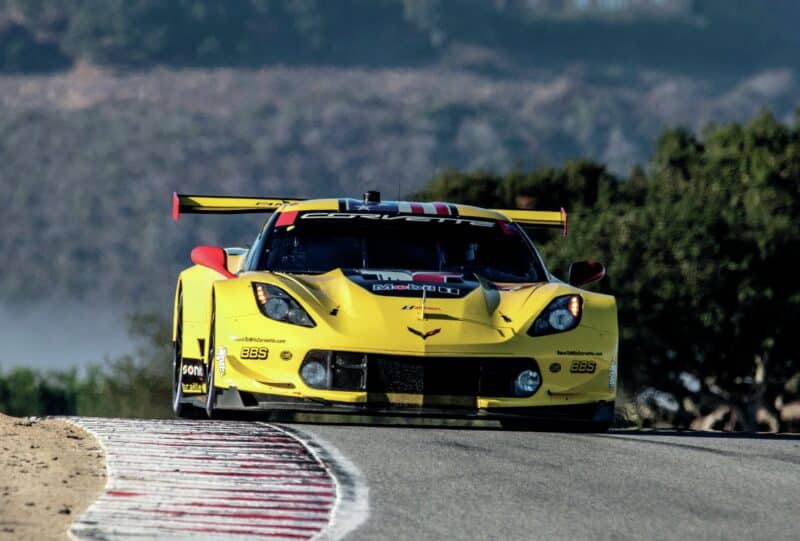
[{"left": 0, "top": 303, "right": 133, "bottom": 372}]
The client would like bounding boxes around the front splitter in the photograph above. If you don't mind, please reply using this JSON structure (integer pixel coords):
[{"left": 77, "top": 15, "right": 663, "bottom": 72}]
[{"left": 192, "top": 388, "right": 614, "bottom": 423}]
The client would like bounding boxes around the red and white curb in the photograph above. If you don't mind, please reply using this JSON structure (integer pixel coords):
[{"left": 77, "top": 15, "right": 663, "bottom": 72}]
[{"left": 65, "top": 418, "right": 368, "bottom": 540}]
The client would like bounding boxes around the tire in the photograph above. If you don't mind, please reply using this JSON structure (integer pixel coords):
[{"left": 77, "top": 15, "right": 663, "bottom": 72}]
[
  {"left": 172, "top": 294, "right": 203, "bottom": 419},
  {"left": 204, "top": 305, "right": 217, "bottom": 419}
]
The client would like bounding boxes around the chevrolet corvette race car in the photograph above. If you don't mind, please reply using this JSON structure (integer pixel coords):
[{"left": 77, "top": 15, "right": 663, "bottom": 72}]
[{"left": 171, "top": 191, "right": 618, "bottom": 430}]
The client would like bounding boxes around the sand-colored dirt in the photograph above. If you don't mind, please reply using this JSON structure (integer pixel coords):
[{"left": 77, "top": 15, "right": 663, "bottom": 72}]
[{"left": 0, "top": 414, "right": 105, "bottom": 541}]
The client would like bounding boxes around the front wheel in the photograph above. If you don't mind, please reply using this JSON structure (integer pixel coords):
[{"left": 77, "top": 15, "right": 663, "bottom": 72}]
[
  {"left": 171, "top": 340, "right": 185, "bottom": 416},
  {"left": 173, "top": 294, "right": 203, "bottom": 419},
  {"left": 204, "top": 306, "right": 218, "bottom": 419}
]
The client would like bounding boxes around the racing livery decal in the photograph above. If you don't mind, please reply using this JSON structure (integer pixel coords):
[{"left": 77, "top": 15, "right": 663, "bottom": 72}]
[
  {"left": 301, "top": 212, "right": 492, "bottom": 227},
  {"left": 407, "top": 327, "right": 442, "bottom": 340},
  {"left": 570, "top": 360, "right": 597, "bottom": 374},
  {"left": 338, "top": 198, "right": 459, "bottom": 216},
  {"left": 240, "top": 346, "right": 269, "bottom": 360},
  {"left": 344, "top": 269, "right": 478, "bottom": 298},
  {"left": 372, "top": 283, "right": 461, "bottom": 295}
]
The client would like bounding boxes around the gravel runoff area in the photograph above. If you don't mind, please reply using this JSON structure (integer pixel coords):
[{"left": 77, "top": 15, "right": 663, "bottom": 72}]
[{"left": 0, "top": 414, "right": 105, "bottom": 541}]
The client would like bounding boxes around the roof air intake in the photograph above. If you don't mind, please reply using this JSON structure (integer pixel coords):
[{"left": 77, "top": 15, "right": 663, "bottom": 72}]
[{"left": 363, "top": 191, "right": 381, "bottom": 204}]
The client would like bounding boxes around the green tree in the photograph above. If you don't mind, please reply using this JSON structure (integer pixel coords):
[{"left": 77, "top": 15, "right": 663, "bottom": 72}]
[
  {"left": 75, "top": 312, "right": 172, "bottom": 418},
  {"left": 410, "top": 169, "right": 505, "bottom": 207},
  {"left": 0, "top": 312, "right": 172, "bottom": 418},
  {"left": 412, "top": 112, "right": 800, "bottom": 430}
]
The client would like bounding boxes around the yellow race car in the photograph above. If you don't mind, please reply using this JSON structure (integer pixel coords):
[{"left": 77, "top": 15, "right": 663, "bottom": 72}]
[{"left": 171, "top": 191, "right": 618, "bottom": 430}]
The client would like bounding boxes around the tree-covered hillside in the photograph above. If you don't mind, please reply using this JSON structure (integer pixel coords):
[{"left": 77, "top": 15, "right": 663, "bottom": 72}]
[
  {"left": 3, "top": 112, "right": 798, "bottom": 432},
  {"left": 2, "top": 0, "right": 799, "bottom": 307},
  {"left": 1, "top": 67, "right": 797, "bottom": 307},
  {"left": 2, "top": 0, "right": 799, "bottom": 75}
]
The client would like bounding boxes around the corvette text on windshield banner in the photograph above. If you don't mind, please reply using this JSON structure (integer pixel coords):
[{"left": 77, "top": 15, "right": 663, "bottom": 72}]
[
  {"left": 172, "top": 192, "right": 304, "bottom": 221},
  {"left": 300, "top": 212, "right": 495, "bottom": 227},
  {"left": 338, "top": 198, "right": 459, "bottom": 216}
]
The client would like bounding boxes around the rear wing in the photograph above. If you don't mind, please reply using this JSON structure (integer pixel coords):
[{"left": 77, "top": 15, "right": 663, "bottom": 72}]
[
  {"left": 172, "top": 192, "right": 304, "bottom": 221},
  {"left": 492, "top": 207, "right": 568, "bottom": 237}
]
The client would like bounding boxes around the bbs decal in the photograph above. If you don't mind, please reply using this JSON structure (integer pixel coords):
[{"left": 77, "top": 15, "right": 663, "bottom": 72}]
[
  {"left": 570, "top": 360, "right": 597, "bottom": 374},
  {"left": 241, "top": 346, "right": 269, "bottom": 360}
]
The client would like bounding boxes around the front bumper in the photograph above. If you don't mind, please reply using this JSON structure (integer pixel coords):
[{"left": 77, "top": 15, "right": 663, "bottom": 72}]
[
  {"left": 199, "top": 386, "right": 615, "bottom": 424},
  {"left": 212, "top": 306, "right": 618, "bottom": 413},
  {"left": 215, "top": 345, "right": 618, "bottom": 412}
]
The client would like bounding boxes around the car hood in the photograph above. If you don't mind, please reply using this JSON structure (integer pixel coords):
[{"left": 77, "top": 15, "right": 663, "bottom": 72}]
[{"left": 259, "top": 268, "right": 560, "bottom": 352}]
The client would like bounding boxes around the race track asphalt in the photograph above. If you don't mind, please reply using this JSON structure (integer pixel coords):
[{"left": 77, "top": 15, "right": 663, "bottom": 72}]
[{"left": 291, "top": 420, "right": 800, "bottom": 541}]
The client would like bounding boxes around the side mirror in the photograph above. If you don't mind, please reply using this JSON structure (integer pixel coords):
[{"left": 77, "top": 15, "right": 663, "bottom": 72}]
[
  {"left": 191, "top": 246, "right": 236, "bottom": 279},
  {"left": 568, "top": 260, "right": 606, "bottom": 288}
]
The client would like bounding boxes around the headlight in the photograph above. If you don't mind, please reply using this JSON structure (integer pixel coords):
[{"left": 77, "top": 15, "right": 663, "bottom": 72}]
[
  {"left": 528, "top": 295, "right": 582, "bottom": 336},
  {"left": 252, "top": 283, "right": 315, "bottom": 327}
]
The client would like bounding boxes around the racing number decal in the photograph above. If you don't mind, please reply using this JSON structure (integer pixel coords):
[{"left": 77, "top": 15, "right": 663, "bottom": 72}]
[
  {"left": 241, "top": 346, "right": 269, "bottom": 360},
  {"left": 570, "top": 360, "right": 596, "bottom": 374}
]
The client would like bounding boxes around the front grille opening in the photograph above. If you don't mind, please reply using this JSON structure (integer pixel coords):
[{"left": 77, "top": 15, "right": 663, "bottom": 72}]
[
  {"left": 301, "top": 350, "right": 540, "bottom": 403},
  {"left": 301, "top": 350, "right": 367, "bottom": 391}
]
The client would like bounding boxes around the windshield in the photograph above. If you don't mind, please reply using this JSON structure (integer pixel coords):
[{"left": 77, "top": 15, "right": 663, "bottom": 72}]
[{"left": 259, "top": 213, "right": 544, "bottom": 283}]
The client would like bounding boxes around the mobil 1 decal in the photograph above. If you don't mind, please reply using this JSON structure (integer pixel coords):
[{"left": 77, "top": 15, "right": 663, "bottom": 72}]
[{"left": 372, "top": 283, "right": 461, "bottom": 296}]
